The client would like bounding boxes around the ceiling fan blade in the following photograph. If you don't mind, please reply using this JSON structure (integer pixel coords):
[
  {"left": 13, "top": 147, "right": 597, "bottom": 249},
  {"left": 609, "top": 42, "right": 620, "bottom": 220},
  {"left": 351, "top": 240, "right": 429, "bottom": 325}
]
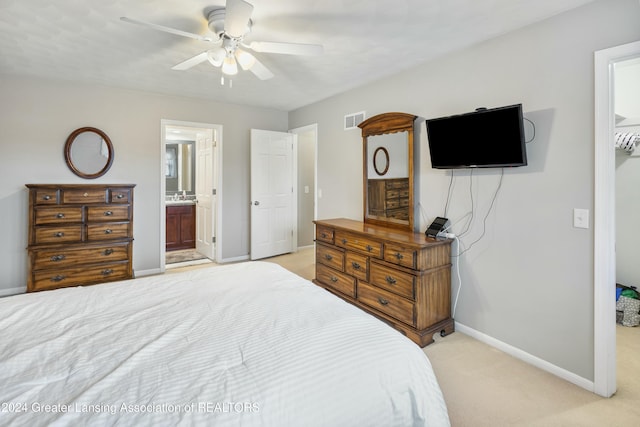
[
  {"left": 120, "top": 17, "right": 214, "bottom": 42},
  {"left": 247, "top": 57, "right": 275, "bottom": 81},
  {"left": 224, "top": 0, "right": 254, "bottom": 38},
  {"left": 172, "top": 52, "right": 209, "bottom": 70},
  {"left": 235, "top": 49, "right": 274, "bottom": 80},
  {"left": 247, "top": 41, "right": 323, "bottom": 56}
]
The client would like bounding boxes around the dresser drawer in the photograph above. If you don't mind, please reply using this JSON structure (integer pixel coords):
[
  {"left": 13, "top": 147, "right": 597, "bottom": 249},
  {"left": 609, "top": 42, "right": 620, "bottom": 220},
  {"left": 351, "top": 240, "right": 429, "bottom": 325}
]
[
  {"left": 31, "top": 244, "right": 130, "bottom": 270},
  {"left": 384, "top": 243, "right": 417, "bottom": 269},
  {"left": 316, "top": 225, "right": 335, "bottom": 244},
  {"left": 345, "top": 251, "right": 369, "bottom": 281},
  {"left": 34, "top": 189, "right": 59, "bottom": 205},
  {"left": 110, "top": 188, "right": 132, "bottom": 203},
  {"left": 32, "top": 262, "right": 130, "bottom": 291},
  {"left": 316, "top": 264, "right": 356, "bottom": 298},
  {"left": 370, "top": 262, "right": 415, "bottom": 300},
  {"left": 386, "top": 199, "right": 402, "bottom": 209},
  {"left": 316, "top": 243, "right": 344, "bottom": 271},
  {"left": 35, "top": 207, "right": 83, "bottom": 225},
  {"left": 87, "top": 206, "right": 130, "bottom": 222},
  {"left": 87, "top": 222, "right": 130, "bottom": 240},
  {"left": 62, "top": 189, "right": 107, "bottom": 204},
  {"left": 357, "top": 282, "right": 415, "bottom": 326},
  {"left": 386, "top": 179, "right": 408, "bottom": 190},
  {"left": 34, "top": 226, "right": 82, "bottom": 244},
  {"left": 335, "top": 230, "right": 382, "bottom": 258},
  {"left": 386, "top": 189, "right": 402, "bottom": 199},
  {"left": 387, "top": 209, "right": 409, "bottom": 220}
]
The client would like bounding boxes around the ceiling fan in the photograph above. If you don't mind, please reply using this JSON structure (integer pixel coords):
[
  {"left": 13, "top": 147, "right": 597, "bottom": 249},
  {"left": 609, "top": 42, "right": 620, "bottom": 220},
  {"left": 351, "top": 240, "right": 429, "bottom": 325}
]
[{"left": 121, "top": 0, "right": 323, "bottom": 81}]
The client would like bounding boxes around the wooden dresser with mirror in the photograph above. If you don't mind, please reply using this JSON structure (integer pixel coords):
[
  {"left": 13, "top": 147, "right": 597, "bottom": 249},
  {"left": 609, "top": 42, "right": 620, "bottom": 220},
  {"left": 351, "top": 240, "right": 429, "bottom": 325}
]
[
  {"left": 26, "top": 184, "right": 135, "bottom": 292},
  {"left": 313, "top": 112, "right": 454, "bottom": 346}
]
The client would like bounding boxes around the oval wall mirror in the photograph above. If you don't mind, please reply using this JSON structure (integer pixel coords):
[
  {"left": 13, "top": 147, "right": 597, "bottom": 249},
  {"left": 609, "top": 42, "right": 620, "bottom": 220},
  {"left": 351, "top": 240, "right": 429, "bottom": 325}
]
[
  {"left": 373, "top": 147, "right": 390, "bottom": 176},
  {"left": 64, "top": 127, "right": 114, "bottom": 179}
]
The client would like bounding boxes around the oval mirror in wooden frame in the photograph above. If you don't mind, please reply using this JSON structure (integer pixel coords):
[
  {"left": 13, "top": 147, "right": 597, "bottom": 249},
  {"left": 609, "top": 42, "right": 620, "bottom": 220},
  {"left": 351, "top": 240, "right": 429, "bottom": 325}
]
[
  {"left": 358, "top": 112, "right": 417, "bottom": 231},
  {"left": 64, "top": 127, "right": 114, "bottom": 179}
]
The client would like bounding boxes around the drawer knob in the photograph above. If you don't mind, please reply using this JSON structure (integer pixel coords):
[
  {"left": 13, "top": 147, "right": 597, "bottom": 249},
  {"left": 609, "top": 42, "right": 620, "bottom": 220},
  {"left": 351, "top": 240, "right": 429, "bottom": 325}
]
[
  {"left": 324, "top": 254, "right": 333, "bottom": 261},
  {"left": 395, "top": 252, "right": 404, "bottom": 260},
  {"left": 50, "top": 255, "right": 66, "bottom": 262},
  {"left": 104, "top": 249, "right": 114, "bottom": 256},
  {"left": 342, "top": 238, "right": 347, "bottom": 244},
  {"left": 378, "top": 297, "right": 389, "bottom": 306},
  {"left": 102, "top": 269, "right": 114, "bottom": 276},
  {"left": 104, "top": 211, "right": 113, "bottom": 216},
  {"left": 83, "top": 192, "right": 89, "bottom": 197},
  {"left": 321, "top": 232, "right": 327, "bottom": 238},
  {"left": 330, "top": 276, "right": 338, "bottom": 283},
  {"left": 116, "top": 194, "right": 125, "bottom": 199},
  {"left": 56, "top": 213, "right": 65, "bottom": 219},
  {"left": 366, "top": 245, "right": 373, "bottom": 252},
  {"left": 51, "top": 275, "right": 66, "bottom": 282},
  {"left": 43, "top": 195, "right": 51, "bottom": 201},
  {"left": 104, "top": 229, "right": 113, "bottom": 234},
  {"left": 54, "top": 232, "right": 64, "bottom": 238},
  {"left": 352, "top": 262, "right": 361, "bottom": 270},
  {"left": 385, "top": 276, "right": 397, "bottom": 285}
]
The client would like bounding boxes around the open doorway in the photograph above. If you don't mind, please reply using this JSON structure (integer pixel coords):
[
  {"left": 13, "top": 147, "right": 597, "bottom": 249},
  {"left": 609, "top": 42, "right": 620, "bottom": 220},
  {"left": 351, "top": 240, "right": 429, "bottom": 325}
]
[
  {"left": 160, "top": 120, "right": 223, "bottom": 271},
  {"left": 290, "top": 124, "right": 318, "bottom": 249},
  {"left": 594, "top": 40, "right": 640, "bottom": 397}
]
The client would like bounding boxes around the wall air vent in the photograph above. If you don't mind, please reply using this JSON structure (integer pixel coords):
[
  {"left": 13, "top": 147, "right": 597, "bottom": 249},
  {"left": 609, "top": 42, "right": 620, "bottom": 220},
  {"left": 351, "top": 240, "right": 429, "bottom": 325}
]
[{"left": 344, "top": 111, "right": 366, "bottom": 130}]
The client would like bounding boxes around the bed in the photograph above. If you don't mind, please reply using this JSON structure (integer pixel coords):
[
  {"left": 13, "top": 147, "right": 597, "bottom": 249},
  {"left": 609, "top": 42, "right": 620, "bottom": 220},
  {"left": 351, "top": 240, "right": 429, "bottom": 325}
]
[{"left": 0, "top": 261, "right": 450, "bottom": 426}]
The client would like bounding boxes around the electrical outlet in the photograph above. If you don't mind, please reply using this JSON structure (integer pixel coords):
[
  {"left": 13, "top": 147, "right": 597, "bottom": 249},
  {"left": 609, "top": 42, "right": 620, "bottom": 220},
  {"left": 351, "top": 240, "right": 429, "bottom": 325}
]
[{"left": 573, "top": 208, "right": 589, "bottom": 229}]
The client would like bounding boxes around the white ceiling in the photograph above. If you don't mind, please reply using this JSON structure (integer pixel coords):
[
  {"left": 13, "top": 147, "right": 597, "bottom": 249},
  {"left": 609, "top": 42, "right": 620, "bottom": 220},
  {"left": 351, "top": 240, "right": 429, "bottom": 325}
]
[{"left": 0, "top": 0, "right": 596, "bottom": 111}]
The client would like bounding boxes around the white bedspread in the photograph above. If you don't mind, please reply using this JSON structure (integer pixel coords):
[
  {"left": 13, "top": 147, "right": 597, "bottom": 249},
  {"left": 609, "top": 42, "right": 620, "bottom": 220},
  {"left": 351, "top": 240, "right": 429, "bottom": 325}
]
[{"left": 0, "top": 262, "right": 450, "bottom": 426}]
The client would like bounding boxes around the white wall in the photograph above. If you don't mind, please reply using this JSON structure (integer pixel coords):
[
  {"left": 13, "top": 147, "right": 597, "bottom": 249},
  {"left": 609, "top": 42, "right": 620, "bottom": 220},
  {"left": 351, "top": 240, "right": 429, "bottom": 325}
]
[
  {"left": 0, "top": 75, "right": 287, "bottom": 292},
  {"left": 290, "top": 0, "right": 640, "bottom": 382}
]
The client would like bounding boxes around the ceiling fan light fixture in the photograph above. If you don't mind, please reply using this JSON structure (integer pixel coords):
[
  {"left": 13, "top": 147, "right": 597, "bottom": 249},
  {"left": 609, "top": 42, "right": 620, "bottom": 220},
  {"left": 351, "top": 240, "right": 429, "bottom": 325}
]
[
  {"left": 222, "top": 54, "right": 238, "bottom": 75},
  {"left": 235, "top": 48, "right": 256, "bottom": 70},
  {"left": 207, "top": 48, "right": 226, "bottom": 67}
]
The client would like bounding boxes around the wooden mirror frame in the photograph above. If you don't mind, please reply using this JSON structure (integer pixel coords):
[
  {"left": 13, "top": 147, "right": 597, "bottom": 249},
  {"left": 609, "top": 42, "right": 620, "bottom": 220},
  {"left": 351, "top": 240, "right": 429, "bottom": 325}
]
[
  {"left": 64, "top": 127, "right": 114, "bottom": 179},
  {"left": 358, "top": 112, "right": 417, "bottom": 231}
]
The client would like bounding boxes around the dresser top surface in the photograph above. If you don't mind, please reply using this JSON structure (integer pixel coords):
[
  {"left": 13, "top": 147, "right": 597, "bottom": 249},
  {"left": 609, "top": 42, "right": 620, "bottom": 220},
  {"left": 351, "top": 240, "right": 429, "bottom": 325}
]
[
  {"left": 26, "top": 184, "right": 136, "bottom": 189},
  {"left": 314, "top": 218, "right": 451, "bottom": 248}
]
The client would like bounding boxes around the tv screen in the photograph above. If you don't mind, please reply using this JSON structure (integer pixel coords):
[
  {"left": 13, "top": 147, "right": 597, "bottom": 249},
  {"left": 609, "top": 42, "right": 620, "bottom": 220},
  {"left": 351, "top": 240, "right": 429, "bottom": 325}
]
[{"left": 425, "top": 104, "right": 527, "bottom": 169}]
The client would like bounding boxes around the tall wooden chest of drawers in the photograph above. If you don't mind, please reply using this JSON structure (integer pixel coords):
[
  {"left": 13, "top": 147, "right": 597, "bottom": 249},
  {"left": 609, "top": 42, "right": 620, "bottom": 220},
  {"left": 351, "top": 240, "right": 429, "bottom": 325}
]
[
  {"left": 26, "top": 184, "right": 135, "bottom": 292},
  {"left": 313, "top": 218, "right": 454, "bottom": 347}
]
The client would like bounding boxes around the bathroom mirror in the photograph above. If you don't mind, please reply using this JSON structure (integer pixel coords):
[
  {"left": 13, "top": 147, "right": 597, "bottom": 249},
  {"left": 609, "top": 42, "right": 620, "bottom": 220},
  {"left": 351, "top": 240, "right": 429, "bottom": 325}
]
[
  {"left": 64, "top": 127, "right": 114, "bottom": 179},
  {"left": 358, "top": 112, "right": 417, "bottom": 231},
  {"left": 165, "top": 141, "right": 195, "bottom": 196}
]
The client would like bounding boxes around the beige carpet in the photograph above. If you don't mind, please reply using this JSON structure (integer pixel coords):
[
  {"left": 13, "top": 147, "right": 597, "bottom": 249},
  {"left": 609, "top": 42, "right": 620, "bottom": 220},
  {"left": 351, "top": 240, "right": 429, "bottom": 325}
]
[
  {"left": 424, "top": 326, "right": 640, "bottom": 426},
  {"left": 168, "top": 246, "right": 640, "bottom": 426}
]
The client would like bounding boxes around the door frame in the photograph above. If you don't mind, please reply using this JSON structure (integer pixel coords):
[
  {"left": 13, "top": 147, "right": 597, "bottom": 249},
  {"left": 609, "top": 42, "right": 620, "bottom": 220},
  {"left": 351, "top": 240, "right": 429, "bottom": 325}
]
[
  {"left": 593, "top": 39, "right": 640, "bottom": 397},
  {"left": 160, "top": 119, "right": 223, "bottom": 272}
]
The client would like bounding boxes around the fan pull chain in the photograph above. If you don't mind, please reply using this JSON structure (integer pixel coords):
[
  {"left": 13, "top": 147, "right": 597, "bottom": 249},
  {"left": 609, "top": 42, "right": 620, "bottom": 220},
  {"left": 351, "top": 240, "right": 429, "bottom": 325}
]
[{"left": 220, "top": 76, "right": 233, "bottom": 88}]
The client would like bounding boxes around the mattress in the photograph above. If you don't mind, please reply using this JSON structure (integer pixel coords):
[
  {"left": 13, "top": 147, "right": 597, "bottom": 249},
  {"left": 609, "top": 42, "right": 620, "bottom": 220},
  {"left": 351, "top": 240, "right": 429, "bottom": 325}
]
[{"left": 0, "top": 261, "right": 450, "bottom": 426}]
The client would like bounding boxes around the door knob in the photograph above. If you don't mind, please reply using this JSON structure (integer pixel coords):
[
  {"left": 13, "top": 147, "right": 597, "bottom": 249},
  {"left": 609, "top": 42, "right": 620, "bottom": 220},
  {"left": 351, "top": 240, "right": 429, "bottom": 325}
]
[{"left": 254, "top": 201, "right": 260, "bottom": 206}]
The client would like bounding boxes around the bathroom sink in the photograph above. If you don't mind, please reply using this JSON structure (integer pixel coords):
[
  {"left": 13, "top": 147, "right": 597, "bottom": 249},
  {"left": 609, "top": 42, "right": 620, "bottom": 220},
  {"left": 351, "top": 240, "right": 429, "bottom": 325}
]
[{"left": 166, "top": 199, "right": 195, "bottom": 205}]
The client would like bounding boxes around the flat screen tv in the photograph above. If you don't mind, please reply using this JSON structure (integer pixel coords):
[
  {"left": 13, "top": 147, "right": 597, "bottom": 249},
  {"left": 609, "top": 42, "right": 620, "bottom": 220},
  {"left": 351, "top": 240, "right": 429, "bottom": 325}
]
[{"left": 425, "top": 104, "right": 527, "bottom": 169}]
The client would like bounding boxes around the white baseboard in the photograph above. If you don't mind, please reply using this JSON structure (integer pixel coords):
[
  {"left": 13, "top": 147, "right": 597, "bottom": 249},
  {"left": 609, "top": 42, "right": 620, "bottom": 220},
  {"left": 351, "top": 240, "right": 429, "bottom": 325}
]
[
  {"left": 454, "top": 322, "right": 595, "bottom": 393},
  {"left": 135, "top": 268, "right": 162, "bottom": 277},
  {"left": 218, "top": 255, "right": 250, "bottom": 264},
  {"left": 0, "top": 286, "right": 27, "bottom": 297}
]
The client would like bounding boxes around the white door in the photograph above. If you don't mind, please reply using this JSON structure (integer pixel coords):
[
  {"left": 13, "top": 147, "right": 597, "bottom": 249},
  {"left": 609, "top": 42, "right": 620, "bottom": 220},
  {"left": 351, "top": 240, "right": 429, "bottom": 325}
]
[
  {"left": 195, "top": 129, "right": 216, "bottom": 259},
  {"left": 250, "top": 129, "right": 296, "bottom": 260}
]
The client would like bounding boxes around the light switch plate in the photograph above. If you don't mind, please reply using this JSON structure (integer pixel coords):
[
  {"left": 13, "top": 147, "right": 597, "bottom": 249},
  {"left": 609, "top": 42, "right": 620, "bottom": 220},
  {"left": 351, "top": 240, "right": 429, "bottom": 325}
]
[{"left": 573, "top": 208, "right": 589, "bottom": 229}]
